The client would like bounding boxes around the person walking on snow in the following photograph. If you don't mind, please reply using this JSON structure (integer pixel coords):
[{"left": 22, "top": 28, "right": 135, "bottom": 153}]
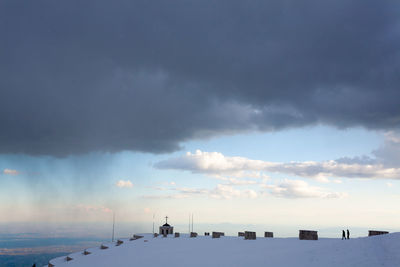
[
  {"left": 347, "top": 229, "right": 350, "bottom": 239},
  {"left": 342, "top": 230, "right": 346, "bottom": 240}
]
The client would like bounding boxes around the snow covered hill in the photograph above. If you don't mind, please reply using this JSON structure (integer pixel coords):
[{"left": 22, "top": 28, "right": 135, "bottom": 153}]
[{"left": 46, "top": 232, "right": 400, "bottom": 267}]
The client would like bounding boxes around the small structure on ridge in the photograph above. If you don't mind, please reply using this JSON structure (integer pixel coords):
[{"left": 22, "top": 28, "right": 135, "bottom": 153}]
[
  {"left": 368, "top": 230, "right": 389, "bottom": 236},
  {"left": 299, "top": 230, "right": 318, "bottom": 240},
  {"left": 212, "top": 232, "right": 224, "bottom": 238},
  {"left": 159, "top": 216, "right": 174, "bottom": 236},
  {"left": 244, "top": 231, "right": 256, "bottom": 240},
  {"left": 264, "top": 232, "right": 273, "bottom": 238},
  {"left": 190, "top": 232, "right": 198, "bottom": 238}
]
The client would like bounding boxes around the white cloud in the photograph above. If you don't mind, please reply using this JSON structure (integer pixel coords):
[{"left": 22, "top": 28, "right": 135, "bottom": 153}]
[
  {"left": 314, "top": 176, "right": 330, "bottom": 183},
  {"left": 209, "top": 184, "right": 241, "bottom": 199},
  {"left": 143, "top": 184, "right": 258, "bottom": 200},
  {"left": 115, "top": 180, "right": 133, "bottom": 188},
  {"left": 155, "top": 150, "right": 272, "bottom": 176},
  {"left": 3, "top": 168, "right": 19, "bottom": 175},
  {"left": 213, "top": 171, "right": 269, "bottom": 179},
  {"left": 242, "top": 189, "right": 258, "bottom": 199},
  {"left": 213, "top": 176, "right": 260, "bottom": 186},
  {"left": 179, "top": 184, "right": 259, "bottom": 200},
  {"left": 155, "top": 149, "right": 400, "bottom": 180},
  {"left": 271, "top": 160, "right": 400, "bottom": 179},
  {"left": 262, "top": 179, "right": 347, "bottom": 199},
  {"left": 143, "top": 180, "right": 343, "bottom": 200}
]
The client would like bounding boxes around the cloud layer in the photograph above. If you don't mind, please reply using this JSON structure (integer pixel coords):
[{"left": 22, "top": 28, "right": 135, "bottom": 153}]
[
  {"left": 155, "top": 149, "right": 400, "bottom": 180},
  {"left": 144, "top": 180, "right": 344, "bottom": 200},
  {"left": 153, "top": 132, "right": 400, "bottom": 199},
  {"left": 1, "top": 0, "right": 400, "bottom": 155}
]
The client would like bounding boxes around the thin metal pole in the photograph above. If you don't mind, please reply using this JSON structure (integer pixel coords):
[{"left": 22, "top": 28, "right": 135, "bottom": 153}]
[
  {"left": 152, "top": 214, "right": 155, "bottom": 234},
  {"left": 112, "top": 211, "right": 115, "bottom": 242},
  {"left": 192, "top": 214, "right": 194, "bottom": 232},
  {"left": 189, "top": 214, "right": 191, "bottom": 233}
]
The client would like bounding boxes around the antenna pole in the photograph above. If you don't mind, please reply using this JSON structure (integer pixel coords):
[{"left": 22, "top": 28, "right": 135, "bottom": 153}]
[
  {"left": 189, "top": 214, "right": 190, "bottom": 233},
  {"left": 152, "top": 214, "right": 155, "bottom": 234},
  {"left": 112, "top": 211, "right": 115, "bottom": 242},
  {"left": 192, "top": 213, "right": 194, "bottom": 232}
]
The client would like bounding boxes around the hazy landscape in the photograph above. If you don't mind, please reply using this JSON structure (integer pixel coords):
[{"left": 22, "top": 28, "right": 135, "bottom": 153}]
[{"left": 0, "top": 233, "right": 103, "bottom": 266}]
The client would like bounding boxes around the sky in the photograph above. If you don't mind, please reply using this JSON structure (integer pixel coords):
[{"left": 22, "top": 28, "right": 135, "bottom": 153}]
[{"left": 1, "top": 0, "right": 400, "bottom": 238}]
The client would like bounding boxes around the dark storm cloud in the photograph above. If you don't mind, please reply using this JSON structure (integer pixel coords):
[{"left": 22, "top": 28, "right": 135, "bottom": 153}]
[{"left": 1, "top": 0, "right": 400, "bottom": 155}]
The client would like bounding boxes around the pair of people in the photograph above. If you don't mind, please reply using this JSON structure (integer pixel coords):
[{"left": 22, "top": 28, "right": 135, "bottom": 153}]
[{"left": 342, "top": 229, "right": 350, "bottom": 240}]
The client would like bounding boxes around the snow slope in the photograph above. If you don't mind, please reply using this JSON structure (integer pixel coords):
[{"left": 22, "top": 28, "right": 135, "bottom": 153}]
[{"left": 46, "top": 232, "right": 400, "bottom": 267}]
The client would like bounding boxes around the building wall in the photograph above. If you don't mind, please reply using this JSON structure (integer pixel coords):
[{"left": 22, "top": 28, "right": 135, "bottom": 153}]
[
  {"left": 299, "top": 230, "right": 318, "bottom": 240},
  {"left": 368, "top": 230, "right": 389, "bottom": 236},
  {"left": 244, "top": 231, "right": 256, "bottom": 240},
  {"left": 159, "top": 226, "right": 174, "bottom": 235},
  {"left": 264, "top": 232, "right": 273, "bottom": 238}
]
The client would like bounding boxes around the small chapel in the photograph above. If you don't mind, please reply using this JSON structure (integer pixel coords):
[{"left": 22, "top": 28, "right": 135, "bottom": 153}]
[{"left": 159, "top": 216, "right": 174, "bottom": 236}]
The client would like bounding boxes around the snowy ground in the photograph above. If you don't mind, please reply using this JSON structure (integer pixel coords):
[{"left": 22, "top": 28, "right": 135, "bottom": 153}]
[{"left": 46, "top": 232, "right": 400, "bottom": 267}]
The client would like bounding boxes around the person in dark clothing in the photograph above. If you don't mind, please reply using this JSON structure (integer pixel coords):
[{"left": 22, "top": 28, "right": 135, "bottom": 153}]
[
  {"left": 347, "top": 229, "right": 350, "bottom": 239},
  {"left": 342, "top": 230, "right": 346, "bottom": 240}
]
